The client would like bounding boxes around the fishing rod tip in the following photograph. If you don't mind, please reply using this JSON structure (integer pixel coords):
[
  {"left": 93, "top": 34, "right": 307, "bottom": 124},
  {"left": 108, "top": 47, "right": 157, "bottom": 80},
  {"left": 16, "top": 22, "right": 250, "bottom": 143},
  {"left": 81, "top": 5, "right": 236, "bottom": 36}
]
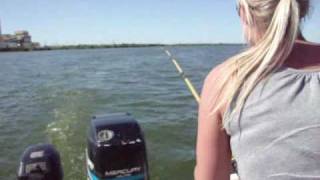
[{"left": 165, "top": 50, "right": 172, "bottom": 57}]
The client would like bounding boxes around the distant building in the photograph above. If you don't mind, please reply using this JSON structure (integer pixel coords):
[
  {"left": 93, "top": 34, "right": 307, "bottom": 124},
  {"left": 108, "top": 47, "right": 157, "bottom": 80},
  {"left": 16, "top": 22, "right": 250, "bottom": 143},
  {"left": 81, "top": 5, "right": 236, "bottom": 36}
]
[
  {"left": 0, "top": 23, "right": 5, "bottom": 49},
  {"left": 0, "top": 19, "right": 2, "bottom": 41},
  {"left": 0, "top": 34, "right": 19, "bottom": 48},
  {"left": 15, "top": 31, "right": 33, "bottom": 49},
  {"left": 0, "top": 42, "right": 6, "bottom": 49},
  {"left": 32, "top": 42, "right": 41, "bottom": 49},
  {"left": 0, "top": 20, "right": 41, "bottom": 50}
]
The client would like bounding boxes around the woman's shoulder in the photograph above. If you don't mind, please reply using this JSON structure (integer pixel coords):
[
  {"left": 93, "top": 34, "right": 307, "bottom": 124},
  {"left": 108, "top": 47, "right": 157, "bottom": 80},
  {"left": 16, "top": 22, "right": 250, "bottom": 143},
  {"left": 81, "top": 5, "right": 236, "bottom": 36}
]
[
  {"left": 204, "top": 60, "right": 233, "bottom": 86},
  {"left": 201, "top": 61, "right": 234, "bottom": 118}
]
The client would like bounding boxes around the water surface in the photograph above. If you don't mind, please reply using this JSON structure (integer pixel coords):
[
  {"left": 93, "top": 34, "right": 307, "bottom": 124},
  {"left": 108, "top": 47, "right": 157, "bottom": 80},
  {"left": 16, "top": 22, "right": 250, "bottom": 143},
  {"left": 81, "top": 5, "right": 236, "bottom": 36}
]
[{"left": 0, "top": 45, "right": 242, "bottom": 179}]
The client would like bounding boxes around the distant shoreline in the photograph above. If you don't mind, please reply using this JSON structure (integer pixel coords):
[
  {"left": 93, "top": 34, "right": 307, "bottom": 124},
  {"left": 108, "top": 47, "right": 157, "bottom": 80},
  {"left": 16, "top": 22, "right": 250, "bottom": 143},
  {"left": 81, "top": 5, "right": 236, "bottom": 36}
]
[{"left": 0, "top": 43, "right": 244, "bottom": 52}]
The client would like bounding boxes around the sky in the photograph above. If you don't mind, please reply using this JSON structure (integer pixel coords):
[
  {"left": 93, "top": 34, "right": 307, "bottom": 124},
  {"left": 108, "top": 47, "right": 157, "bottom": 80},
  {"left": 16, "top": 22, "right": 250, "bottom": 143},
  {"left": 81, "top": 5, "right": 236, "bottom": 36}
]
[{"left": 0, "top": 0, "right": 319, "bottom": 45}]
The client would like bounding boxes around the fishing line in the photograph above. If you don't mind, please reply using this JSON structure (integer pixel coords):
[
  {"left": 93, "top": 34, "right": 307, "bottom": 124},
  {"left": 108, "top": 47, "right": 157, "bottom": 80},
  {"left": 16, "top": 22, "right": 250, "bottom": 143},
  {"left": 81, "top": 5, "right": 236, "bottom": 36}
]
[{"left": 163, "top": 48, "right": 239, "bottom": 179}]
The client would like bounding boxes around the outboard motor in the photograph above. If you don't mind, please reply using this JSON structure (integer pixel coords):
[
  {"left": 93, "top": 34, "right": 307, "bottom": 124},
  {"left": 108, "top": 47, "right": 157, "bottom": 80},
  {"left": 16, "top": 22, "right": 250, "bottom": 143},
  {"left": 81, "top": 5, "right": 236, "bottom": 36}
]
[
  {"left": 86, "top": 113, "right": 149, "bottom": 180},
  {"left": 17, "top": 144, "right": 63, "bottom": 180}
]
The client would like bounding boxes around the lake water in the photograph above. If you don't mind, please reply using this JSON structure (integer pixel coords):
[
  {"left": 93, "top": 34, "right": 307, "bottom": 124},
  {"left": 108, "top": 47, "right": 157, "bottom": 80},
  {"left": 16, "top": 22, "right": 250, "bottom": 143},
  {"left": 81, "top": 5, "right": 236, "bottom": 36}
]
[{"left": 0, "top": 45, "right": 242, "bottom": 180}]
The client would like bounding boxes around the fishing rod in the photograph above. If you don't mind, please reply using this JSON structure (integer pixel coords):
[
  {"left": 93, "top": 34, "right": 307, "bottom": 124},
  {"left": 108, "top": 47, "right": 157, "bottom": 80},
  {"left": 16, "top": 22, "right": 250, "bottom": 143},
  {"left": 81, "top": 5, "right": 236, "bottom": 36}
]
[
  {"left": 163, "top": 48, "right": 201, "bottom": 104},
  {"left": 163, "top": 48, "right": 239, "bottom": 180},
  {"left": 16, "top": 49, "right": 236, "bottom": 180}
]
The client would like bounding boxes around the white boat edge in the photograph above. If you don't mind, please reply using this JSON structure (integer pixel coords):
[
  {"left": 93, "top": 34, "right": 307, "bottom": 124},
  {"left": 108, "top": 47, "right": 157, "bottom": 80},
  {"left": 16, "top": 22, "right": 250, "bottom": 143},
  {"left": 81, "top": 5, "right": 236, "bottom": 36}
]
[{"left": 230, "top": 173, "right": 240, "bottom": 180}]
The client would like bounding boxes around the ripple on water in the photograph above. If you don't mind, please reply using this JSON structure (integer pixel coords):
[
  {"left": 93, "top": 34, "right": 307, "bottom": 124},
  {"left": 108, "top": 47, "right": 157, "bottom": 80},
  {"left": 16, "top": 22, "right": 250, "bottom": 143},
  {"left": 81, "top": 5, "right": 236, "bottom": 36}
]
[{"left": 0, "top": 46, "right": 242, "bottom": 180}]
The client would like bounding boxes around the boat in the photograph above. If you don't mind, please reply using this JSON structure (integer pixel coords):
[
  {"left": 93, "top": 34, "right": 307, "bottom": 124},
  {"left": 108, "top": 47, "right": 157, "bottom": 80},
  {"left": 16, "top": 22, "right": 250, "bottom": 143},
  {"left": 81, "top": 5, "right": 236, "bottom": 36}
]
[{"left": 17, "top": 113, "right": 239, "bottom": 180}]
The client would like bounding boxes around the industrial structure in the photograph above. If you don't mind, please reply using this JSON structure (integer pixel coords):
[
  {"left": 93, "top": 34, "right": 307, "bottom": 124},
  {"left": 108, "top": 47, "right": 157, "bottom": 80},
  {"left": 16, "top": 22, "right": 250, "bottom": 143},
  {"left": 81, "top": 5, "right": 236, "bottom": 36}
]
[{"left": 0, "top": 20, "right": 40, "bottom": 51}]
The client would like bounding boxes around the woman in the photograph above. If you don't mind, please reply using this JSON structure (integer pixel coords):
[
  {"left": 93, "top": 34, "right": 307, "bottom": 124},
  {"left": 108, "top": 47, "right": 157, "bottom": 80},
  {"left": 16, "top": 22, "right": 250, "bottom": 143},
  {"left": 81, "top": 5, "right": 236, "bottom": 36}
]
[{"left": 195, "top": 0, "right": 320, "bottom": 179}]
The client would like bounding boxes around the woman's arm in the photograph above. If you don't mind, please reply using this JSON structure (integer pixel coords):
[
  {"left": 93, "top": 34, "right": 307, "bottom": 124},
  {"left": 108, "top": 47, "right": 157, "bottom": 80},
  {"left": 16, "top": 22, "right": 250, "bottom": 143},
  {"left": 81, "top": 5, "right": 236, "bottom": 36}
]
[{"left": 194, "top": 65, "right": 232, "bottom": 180}]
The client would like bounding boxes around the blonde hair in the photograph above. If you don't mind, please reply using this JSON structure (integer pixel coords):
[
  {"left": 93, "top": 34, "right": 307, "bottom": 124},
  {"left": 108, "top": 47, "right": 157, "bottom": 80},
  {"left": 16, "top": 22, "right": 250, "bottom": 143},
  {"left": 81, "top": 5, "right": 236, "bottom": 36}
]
[{"left": 210, "top": 0, "right": 310, "bottom": 128}]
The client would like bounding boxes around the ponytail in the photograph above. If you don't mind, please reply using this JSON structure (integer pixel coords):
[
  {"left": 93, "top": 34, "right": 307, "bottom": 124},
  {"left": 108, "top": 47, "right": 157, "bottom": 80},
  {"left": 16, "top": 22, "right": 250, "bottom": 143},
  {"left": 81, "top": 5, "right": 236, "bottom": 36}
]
[{"left": 209, "top": 0, "right": 305, "bottom": 128}]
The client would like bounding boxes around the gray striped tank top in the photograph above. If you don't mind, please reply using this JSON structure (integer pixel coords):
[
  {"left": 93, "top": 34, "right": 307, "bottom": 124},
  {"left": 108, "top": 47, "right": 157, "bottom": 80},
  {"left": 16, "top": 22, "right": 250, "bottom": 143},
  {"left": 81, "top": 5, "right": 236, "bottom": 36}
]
[{"left": 224, "top": 66, "right": 320, "bottom": 180}]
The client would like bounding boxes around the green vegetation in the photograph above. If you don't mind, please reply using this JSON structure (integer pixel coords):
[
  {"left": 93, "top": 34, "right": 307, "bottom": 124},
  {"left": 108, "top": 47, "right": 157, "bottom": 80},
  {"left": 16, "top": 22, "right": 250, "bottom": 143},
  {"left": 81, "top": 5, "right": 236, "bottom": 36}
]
[
  {"left": 0, "top": 43, "right": 244, "bottom": 52},
  {"left": 49, "top": 43, "right": 244, "bottom": 50},
  {"left": 49, "top": 43, "right": 164, "bottom": 50}
]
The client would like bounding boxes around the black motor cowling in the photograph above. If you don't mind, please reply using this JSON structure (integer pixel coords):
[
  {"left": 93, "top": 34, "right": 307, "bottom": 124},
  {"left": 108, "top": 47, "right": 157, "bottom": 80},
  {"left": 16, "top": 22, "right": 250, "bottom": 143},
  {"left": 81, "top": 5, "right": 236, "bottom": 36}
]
[
  {"left": 86, "top": 113, "right": 149, "bottom": 180},
  {"left": 17, "top": 144, "right": 63, "bottom": 180}
]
